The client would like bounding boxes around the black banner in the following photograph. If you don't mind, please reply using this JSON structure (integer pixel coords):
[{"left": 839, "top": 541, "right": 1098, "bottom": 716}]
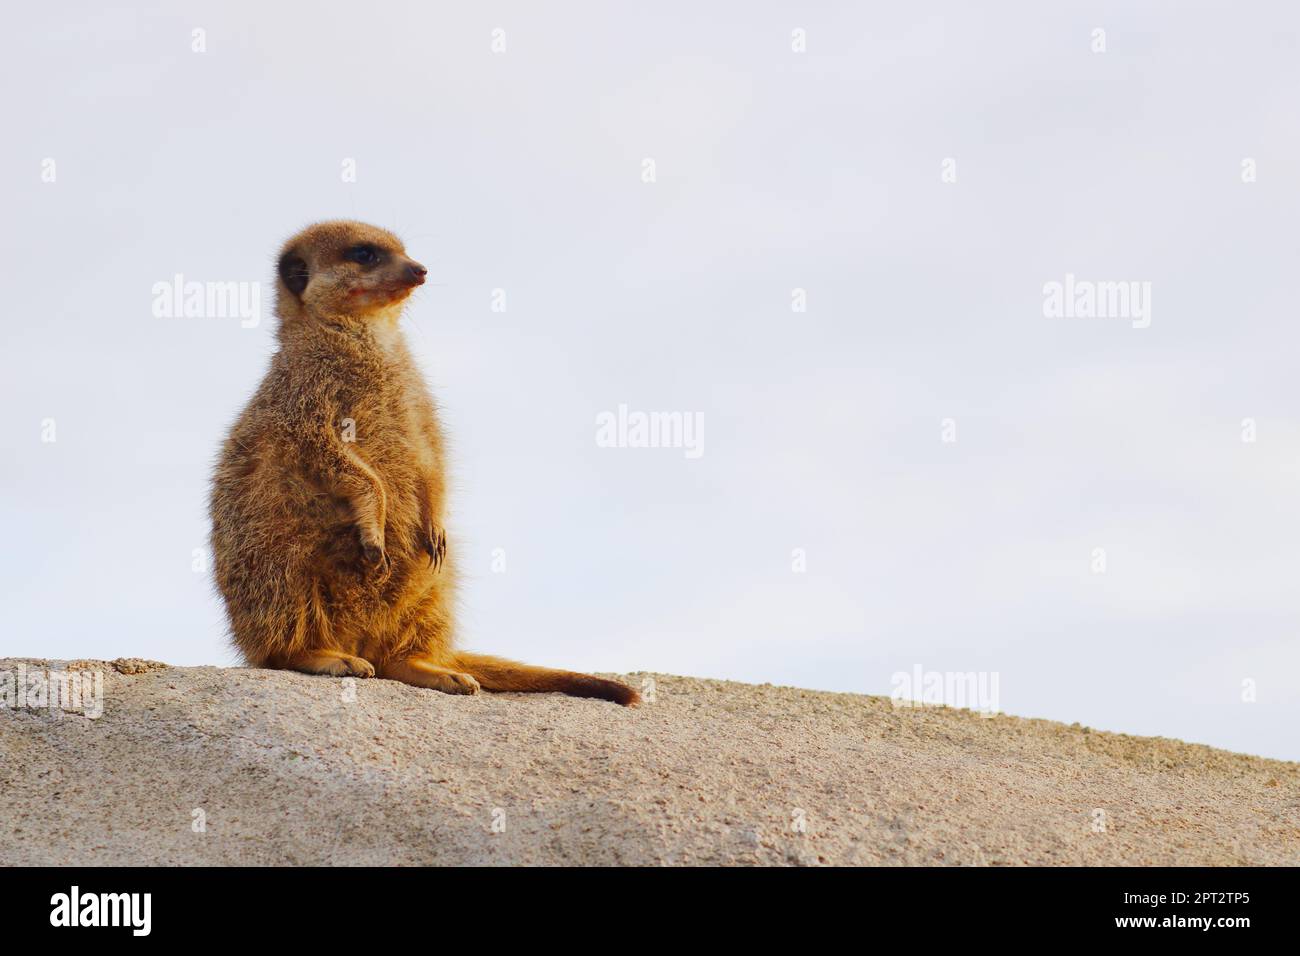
[{"left": 0, "top": 866, "right": 1285, "bottom": 940}]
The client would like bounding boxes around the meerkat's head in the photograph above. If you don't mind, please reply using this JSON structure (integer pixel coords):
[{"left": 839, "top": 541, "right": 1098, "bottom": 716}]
[{"left": 275, "top": 220, "right": 426, "bottom": 326}]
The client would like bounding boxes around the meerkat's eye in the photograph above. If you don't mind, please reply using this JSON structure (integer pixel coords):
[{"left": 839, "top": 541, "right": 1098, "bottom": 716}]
[{"left": 345, "top": 244, "right": 380, "bottom": 266}]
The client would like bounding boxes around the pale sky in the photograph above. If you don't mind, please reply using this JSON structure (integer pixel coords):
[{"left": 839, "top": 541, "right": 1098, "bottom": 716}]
[{"left": 3, "top": 1, "right": 1298, "bottom": 759}]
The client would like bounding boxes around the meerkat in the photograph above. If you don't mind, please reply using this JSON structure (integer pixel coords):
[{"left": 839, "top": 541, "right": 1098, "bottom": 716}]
[{"left": 209, "top": 221, "right": 639, "bottom": 705}]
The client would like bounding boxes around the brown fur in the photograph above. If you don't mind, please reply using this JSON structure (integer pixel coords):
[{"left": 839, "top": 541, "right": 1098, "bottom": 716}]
[{"left": 209, "top": 221, "right": 638, "bottom": 706}]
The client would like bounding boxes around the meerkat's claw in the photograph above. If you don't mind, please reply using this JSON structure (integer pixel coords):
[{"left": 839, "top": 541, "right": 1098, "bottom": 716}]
[{"left": 423, "top": 525, "right": 446, "bottom": 571}]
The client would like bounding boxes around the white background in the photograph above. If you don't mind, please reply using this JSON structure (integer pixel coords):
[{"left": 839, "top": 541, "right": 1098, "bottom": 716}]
[{"left": 3, "top": 2, "right": 1297, "bottom": 759}]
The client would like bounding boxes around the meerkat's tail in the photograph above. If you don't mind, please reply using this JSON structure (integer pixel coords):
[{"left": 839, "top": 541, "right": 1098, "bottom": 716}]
[{"left": 452, "top": 652, "right": 640, "bottom": 706}]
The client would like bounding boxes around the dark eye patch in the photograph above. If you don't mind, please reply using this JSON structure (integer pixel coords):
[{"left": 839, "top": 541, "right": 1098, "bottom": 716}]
[{"left": 345, "top": 244, "right": 381, "bottom": 266}]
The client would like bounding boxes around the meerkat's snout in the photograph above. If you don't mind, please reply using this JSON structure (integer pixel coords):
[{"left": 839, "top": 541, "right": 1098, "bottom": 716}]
[{"left": 367, "top": 253, "right": 426, "bottom": 297}]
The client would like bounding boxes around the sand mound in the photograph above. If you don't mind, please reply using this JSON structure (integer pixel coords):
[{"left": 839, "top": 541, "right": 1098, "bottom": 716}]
[{"left": 2, "top": 658, "right": 1295, "bottom": 865}]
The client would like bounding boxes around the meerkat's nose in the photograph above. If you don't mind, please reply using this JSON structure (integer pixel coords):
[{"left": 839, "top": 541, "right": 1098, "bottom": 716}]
[{"left": 406, "top": 261, "right": 428, "bottom": 285}]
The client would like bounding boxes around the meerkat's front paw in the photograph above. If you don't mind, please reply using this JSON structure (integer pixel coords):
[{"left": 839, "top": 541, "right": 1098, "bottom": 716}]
[
  {"left": 359, "top": 531, "right": 391, "bottom": 579},
  {"left": 423, "top": 524, "right": 447, "bottom": 570}
]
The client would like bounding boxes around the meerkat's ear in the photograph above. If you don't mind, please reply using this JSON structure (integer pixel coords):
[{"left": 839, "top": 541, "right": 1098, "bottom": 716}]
[{"left": 278, "top": 251, "right": 310, "bottom": 296}]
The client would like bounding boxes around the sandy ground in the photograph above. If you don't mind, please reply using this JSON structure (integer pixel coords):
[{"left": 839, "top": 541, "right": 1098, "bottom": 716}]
[{"left": 1, "top": 657, "right": 1297, "bottom": 866}]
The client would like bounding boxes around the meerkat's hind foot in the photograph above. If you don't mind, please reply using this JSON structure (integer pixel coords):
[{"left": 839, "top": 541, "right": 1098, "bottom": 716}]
[
  {"left": 267, "top": 650, "right": 376, "bottom": 679},
  {"left": 377, "top": 657, "right": 481, "bottom": 696}
]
